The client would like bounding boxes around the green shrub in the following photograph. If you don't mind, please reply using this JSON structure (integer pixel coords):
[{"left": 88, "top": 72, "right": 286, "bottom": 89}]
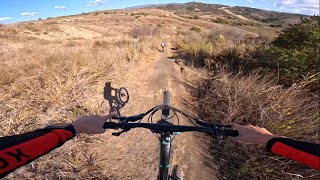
[
  {"left": 190, "top": 26, "right": 201, "bottom": 33},
  {"left": 269, "top": 16, "right": 320, "bottom": 82}
]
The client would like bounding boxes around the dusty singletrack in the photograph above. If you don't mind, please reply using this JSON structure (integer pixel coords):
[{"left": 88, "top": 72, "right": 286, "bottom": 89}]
[
  {"left": 219, "top": 7, "right": 249, "bottom": 21},
  {"left": 90, "top": 45, "right": 216, "bottom": 179}
]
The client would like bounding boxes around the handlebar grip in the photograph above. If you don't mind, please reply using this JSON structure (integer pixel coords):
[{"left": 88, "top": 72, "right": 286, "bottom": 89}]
[
  {"left": 224, "top": 129, "right": 239, "bottom": 137},
  {"left": 127, "top": 114, "right": 145, "bottom": 121},
  {"left": 103, "top": 122, "right": 121, "bottom": 129}
]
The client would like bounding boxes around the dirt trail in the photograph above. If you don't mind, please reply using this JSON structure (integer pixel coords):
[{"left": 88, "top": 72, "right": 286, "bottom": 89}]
[
  {"left": 90, "top": 42, "right": 215, "bottom": 179},
  {"left": 220, "top": 7, "right": 249, "bottom": 21}
]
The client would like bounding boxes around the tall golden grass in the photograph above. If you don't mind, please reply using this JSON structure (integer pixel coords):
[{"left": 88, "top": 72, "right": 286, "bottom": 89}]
[
  {"left": 177, "top": 31, "right": 319, "bottom": 179},
  {"left": 0, "top": 21, "right": 160, "bottom": 179},
  {"left": 175, "top": 31, "right": 269, "bottom": 69},
  {"left": 190, "top": 69, "right": 319, "bottom": 179}
]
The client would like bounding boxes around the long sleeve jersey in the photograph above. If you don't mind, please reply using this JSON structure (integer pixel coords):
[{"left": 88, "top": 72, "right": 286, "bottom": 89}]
[
  {"left": 266, "top": 137, "right": 319, "bottom": 169},
  {"left": 0, "top": 125, "right": 76, "bottom": 178},
  {"left": 0, "top": 128, "right": 319, "bottom": 178}
]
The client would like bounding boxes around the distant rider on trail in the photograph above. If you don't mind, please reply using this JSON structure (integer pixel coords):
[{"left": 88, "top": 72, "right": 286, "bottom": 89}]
[{"left": 161, "top": 42, "right": 166, "bottom": 53}]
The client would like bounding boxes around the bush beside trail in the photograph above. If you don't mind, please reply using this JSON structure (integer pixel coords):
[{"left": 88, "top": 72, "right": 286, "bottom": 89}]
[
  {"left": 175, "top": 30, "right": 269, "bottom": 72},
  {"left": 176, "top": 16, "right": 320, "bottom": 179},
  {"left": 176, "top": 16, "right": 319, "bottom": 87},
  {"left": 269, "top": 16, "right": 320, "bottom": 86},
  {"left": 188, "top": 70, "right": 319, "bottom": 179}
]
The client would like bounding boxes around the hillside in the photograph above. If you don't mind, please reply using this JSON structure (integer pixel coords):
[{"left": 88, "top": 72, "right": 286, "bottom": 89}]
[{"left": 154, "top": 2, "right": 308, "bottom": 27}]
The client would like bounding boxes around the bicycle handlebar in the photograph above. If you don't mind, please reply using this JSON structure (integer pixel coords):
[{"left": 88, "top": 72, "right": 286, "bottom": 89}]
[
  {"left": 103, "top": 122, "right": 239, "bottom": 137},
  {"left": 112, "top": 113, "right": 145, "bottom": 122}
]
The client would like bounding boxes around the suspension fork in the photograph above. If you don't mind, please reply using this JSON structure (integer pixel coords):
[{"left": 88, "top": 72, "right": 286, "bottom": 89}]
[
  {"left": 158, "top": 91, "right": 171, "bottom": 180},
  {"left": 158, "top": 132, "right": 172, "bottom": 180}
]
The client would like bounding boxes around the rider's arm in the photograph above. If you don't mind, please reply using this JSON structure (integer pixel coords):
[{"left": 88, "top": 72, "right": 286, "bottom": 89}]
[
  {"left": 0, "top": 125, "right": 76, "bottom": 178},
  {"left": 0, "top": 114, "right": 113, "bottom": 178},
  {"left": 266, "top": 137, "right": 320, "bottom": 169},
  {"left": 231, "top": 123, "right": 320, "bottom": 170}
]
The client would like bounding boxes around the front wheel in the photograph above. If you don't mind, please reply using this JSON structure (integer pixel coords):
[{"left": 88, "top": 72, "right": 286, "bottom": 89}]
[
  {"left": 118, "top": 87, "right": 129, "bottom": 104},
  {"left": 171, "top": 165, "right": 183, "bottom": 180}
]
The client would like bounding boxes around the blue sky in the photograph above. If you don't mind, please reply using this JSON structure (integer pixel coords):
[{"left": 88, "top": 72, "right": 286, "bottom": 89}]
[{"left": 0, "top": 0, "right": 319, "bottom": 24}]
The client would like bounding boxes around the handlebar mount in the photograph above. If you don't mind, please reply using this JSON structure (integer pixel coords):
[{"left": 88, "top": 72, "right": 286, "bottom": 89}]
[{"left": 104, "top": 105, "right": 239, "bottom": 138}]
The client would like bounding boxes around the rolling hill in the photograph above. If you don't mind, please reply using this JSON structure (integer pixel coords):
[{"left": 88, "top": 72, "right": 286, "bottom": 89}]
[{"left": 149, "top": 2, "right": 308, "bottom": 27}]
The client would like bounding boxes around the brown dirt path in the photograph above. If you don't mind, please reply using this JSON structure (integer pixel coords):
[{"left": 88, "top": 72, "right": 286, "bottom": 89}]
[
  {"left": 90, "top": 42, "right": 215, "bottom": 179},
  {"left": 219, "top": 7, "right": 249, "bottom": 21}
]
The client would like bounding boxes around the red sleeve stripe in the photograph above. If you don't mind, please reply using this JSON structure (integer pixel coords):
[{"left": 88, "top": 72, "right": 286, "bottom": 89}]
[
  {"left": 272, "top": 142, "right": 320, "bottom": 170},
  {"left": 0, "top": 129, "right": 73, "bottom": 176}
]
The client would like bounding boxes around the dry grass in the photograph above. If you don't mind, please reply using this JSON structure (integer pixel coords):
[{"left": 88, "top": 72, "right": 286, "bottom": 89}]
[
  {"left": 175, "top": 31, "right": 212, "bottom": 66},
  {"left": 0, "top": 16, "right": 160, "bottom": 179},
  {"left": 0, "top": 41, "right": 146, "bottom": 132},
  {"left": 129, "top": 25, "right": 160, "bottom": 39},
  {"left": 175, "top": 25, "right": 319, "bottom": 179},
  {"left": 208, "top": 28, "right": 258, "bottom": 42},
  {"left": 0, "top": 25, "right": 27, "bottom": 42},
  {"left": 187, "top": 68, "right": 319, "bottom": 179},
  {"left": 18, "top": 22, "right": 61, "bottom": 33},
  {"left": 175, "top": 31, "right": 268, "bottom": 69}
]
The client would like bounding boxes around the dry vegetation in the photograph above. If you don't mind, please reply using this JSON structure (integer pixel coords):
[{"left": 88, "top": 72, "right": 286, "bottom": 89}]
[
  {"left": 175, "top": 16, "right": 319, "bottom": 179},
  {"left": 175, "top": 29, "right": 267, "bottom": 69},
  {"left": 0, "top": 3, "right": 318, "bottom": 179},
  {"left": 0, "top": 11, "right": 163, "bottom": 179},
  {"left": 188, "top": 70, "right": 319, "bottom": 179}
]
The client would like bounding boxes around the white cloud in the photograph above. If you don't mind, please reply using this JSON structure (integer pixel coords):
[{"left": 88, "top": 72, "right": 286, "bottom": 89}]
[
  {"left": 0, "top": 17, "right": 12, "bottom": 21},
  {"left": 54, "top": 6, "right": 66, "bottom": 9},
  {"left": 246, "top": 0, "right": 255, "bottom": 2},
  {"left": 21, "top": 12, "right": 39, "bottom": 17},
  {"left": 281, "top": 0, "right": 297, "bottom": 5},
  {"left": 274, "top": 0, "right": 319, "bottom": 15},
  {"left": 86, "top": 0, "right": 104, "bottom": 7}
]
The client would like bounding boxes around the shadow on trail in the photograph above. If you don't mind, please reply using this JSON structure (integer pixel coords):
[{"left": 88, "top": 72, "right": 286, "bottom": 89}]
[{"left": 103, "top": 82, "right": 130, "bottom": 117}]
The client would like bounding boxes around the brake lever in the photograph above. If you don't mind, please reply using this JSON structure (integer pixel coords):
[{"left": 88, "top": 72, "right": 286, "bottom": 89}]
[
  {"left": 196, "top": 119, "right": 222, "bottom": 128},
  {"left": 196, "top": 119, "right": 233, "bottom": 129},
  {"left": 112, "top": 113, "right": 145, "bottom": 123}
]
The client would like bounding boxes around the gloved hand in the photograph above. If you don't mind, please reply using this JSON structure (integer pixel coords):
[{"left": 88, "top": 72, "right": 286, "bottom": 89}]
[{"left": 72, "top": 114, "right": 115, "bottom": 134}]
